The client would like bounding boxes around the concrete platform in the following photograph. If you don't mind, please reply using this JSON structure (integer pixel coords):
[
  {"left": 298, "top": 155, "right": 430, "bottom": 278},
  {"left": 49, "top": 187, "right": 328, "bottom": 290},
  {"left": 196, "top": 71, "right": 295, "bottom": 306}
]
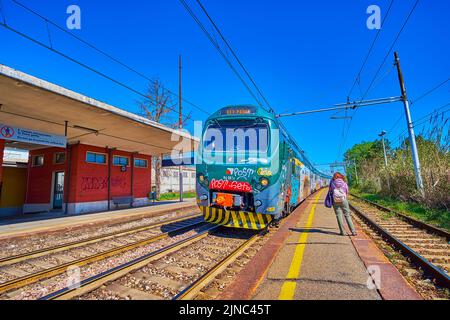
[
  {"left": 252, "top": 190, "right": 381, "bottom": 300},
  {"left": 0, "top": 199, "right": 197, "bottom": 240},
  {"left": 221, "top": 190, "right": 420, "bottom": 300}
]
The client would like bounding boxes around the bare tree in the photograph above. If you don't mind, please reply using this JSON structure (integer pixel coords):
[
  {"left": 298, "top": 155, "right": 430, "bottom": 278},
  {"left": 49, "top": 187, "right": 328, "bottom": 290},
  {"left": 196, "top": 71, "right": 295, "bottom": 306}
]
[{"left": 139, "top": 79, "right": 191, "bottom": 199}]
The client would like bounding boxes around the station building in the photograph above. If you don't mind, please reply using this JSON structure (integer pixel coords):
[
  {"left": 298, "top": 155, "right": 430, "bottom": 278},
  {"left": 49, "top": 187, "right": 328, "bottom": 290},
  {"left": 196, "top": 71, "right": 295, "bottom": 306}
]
[{"left": 0, "top": 64, "right": 197, "bottom": 217}]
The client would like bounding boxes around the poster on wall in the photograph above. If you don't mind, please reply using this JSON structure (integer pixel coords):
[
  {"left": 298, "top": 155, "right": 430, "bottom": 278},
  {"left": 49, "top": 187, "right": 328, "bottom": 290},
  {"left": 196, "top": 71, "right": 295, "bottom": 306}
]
[{"left": 0, "top": 124, "right": 67, "bottom": 148}]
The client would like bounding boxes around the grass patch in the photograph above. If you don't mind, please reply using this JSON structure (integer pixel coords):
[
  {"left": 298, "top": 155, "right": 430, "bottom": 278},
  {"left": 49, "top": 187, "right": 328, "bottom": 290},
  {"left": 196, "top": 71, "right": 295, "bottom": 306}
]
[
  {"left": 352, "top": 189, "right": 450, "bottom": 231},
  {"left": 158, "top": 191, "right": 196, "bottom": 201}
]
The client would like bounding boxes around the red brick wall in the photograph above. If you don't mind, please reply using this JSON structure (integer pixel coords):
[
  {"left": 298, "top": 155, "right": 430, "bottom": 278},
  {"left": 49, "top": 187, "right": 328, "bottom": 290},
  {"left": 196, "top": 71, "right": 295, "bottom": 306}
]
[{"left": 26, "top": 144, "right": 152, "bottom": 205}]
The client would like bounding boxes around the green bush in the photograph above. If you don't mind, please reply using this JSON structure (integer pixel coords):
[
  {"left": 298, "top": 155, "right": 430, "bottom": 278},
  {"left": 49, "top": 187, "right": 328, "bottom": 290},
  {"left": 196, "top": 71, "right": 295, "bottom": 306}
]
[{"left": 346, "top": 115, "right": 449, "bottom": 229}]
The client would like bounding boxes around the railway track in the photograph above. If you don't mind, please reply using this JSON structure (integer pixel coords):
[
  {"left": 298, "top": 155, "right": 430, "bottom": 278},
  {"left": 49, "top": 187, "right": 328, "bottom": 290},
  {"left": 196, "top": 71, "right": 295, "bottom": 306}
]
[
  {"left": 349, "top": 194, "right": 450, "bottom": 292},
  {"left": 42, "top": 227, "right": 263, "bottom": 300},
  {"left": 0, "top": 209, "right": 200, "bottom": 260},
  {"left": 0, "top": 214, "right": 205, "bottom": 298}
]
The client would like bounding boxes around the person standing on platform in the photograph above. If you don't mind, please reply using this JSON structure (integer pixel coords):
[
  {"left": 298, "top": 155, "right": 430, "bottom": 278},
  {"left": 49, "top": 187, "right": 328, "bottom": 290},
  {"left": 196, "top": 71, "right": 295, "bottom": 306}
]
[{"left": 325, "top": 172, "right": 357, "bottom": 236}]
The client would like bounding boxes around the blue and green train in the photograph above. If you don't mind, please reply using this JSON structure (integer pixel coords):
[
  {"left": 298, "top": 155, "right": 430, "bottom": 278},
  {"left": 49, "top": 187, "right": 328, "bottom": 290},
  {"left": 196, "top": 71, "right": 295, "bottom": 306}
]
[{"left": 196, "top": 105, "right": 330, "bottom": 230}]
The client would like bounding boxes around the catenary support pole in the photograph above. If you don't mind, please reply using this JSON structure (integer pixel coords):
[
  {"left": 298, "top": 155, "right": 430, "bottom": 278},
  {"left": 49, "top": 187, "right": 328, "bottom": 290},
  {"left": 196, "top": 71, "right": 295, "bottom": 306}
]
[{"left": 394, "top": 51, "right": 424, "bottom": 196}]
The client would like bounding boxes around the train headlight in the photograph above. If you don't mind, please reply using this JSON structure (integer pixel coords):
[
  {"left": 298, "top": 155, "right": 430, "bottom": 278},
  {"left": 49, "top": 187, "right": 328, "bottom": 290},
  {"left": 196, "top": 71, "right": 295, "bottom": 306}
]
[
  {"left": 255, "top": 200, "right": 262, "bottom": 207},
  {"left": 199, "top": 194, "right": 208, "bottom": 201},
  {"left": 260, "top": 177, "right": 269, "bottom": 187}
]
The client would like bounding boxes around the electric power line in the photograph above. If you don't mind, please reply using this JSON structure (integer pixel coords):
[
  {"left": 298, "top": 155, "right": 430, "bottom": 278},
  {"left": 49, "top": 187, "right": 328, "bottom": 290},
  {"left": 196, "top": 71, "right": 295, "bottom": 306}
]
[
  {"left": 347, "top": 0, "right": 395, "bottom": 100},
  {"left": 195, "top": 0, "right": 273, "bottom": 112},
  {"left": 394, "top": 103, "right": 450, "bottom": 139},
  {"left": 0, "top": 109, "right": 184, "bottom": 152},
  {"left": 179, "top": 0, "right": 265, "bottom": 108},
  {"left": 410, "top": 77, "right": 450, "bottom": 105},
  {"left": 11, "top": 0, "right": 210, "bottom": 116},
  {"left": 0, "top": 21, "right": 195, "bottom": 123},
  {"left": 337, "top": 0, "right": 395, "bottom": 160},
  {"left": 0, "top": 0, "right": 7, "bottom": 24},
  {"left": 387, "top": 76, "right": 450, "bottom": 136},
  {"left": 338, "top": 0, "right": 420, "bottom": 160},
  {"left": 361, "top": 0, "right": 420, "bottom": 102}
]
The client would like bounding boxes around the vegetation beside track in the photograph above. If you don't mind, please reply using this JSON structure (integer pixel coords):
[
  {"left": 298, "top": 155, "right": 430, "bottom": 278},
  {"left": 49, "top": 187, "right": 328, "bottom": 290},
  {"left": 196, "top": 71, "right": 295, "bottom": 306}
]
[
  {"left": 158, "top": 191, "right": 196, "bottom": 201},
  {"left": 345, "top": 114, "right": 449, "bottom": 231},
  {"left": 352, "top": 189, "right": 450, "bottom": 231}
]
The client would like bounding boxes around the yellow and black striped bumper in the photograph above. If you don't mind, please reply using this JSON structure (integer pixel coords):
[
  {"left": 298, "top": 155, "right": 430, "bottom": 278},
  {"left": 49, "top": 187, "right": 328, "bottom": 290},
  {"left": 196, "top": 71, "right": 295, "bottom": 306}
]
[{"left": 199, "top": 206, "right": 273, "bottom": 230}]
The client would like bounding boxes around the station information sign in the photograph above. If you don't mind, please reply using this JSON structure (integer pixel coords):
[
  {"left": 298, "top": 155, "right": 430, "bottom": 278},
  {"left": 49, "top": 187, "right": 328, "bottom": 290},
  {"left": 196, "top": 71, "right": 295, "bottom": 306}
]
[{"left": 0, "top": 123, "right": 67, "bottom": 148}]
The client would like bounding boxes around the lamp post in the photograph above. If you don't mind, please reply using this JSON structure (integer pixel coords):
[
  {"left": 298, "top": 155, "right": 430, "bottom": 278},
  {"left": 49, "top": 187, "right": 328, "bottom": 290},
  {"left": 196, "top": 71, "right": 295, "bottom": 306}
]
[{"left": 379, "top": 130, "right": 388, "bottom": 167}]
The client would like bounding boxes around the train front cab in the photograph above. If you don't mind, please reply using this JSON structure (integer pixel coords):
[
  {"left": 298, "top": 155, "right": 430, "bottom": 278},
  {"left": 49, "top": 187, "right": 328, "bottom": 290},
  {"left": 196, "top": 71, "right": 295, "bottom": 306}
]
[{"left": 195, "top": 107, "right": 286, "bottom": 230}]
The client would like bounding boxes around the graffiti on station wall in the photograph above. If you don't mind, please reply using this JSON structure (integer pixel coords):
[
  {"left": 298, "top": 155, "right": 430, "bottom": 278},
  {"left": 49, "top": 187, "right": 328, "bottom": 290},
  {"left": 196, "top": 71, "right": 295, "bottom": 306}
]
[
  {"left": 81, "top": 177, "right": 107, "bottom": 191},
  {"left": 81, "top": 176, "right": 127, "bottom": 191}
]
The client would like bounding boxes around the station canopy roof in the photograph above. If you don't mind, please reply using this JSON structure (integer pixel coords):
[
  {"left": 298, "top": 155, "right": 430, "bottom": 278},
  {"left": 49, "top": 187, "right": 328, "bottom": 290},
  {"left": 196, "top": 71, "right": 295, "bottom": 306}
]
[{"left": 0, "top": 64, "right": 198, "bottom": 155}]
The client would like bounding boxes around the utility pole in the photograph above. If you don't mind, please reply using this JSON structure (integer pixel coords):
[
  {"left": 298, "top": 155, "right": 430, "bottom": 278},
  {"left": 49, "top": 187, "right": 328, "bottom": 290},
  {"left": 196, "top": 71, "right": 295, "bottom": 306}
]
[
  {"left": 394, "top": 51, "right": 424, "bottom": 196},
  {"left": 178, "top": 55, "right": 183, "bottom": 203},
  {"left": 379, "top": 130, "right": 390, "bottom": 191}
]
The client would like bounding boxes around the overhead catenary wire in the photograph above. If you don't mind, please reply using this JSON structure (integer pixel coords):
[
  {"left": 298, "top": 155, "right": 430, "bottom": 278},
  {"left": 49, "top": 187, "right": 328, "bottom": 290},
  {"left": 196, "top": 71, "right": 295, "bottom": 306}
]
[
  {"left": 337, "top": 0, "right": 395, "bottom": 160},
  {"left": 0, "top": 21, "right": 195, "bottom": 123},
  {"left": 338, "top": 0, "right": 420, "bottom": 160},
  {"left": 394, "top": 102, "right": 450, "bottom": 139},
  {"left": 347, "top": 0, "right": 395, "bottom": 100},
  {"left": 178, "top": 0, "right": 265, "bottom": 109},
  {"left": 10, "top": 0, "right": 210, "bottom": 116},
  {"left": 360, "top": 0, "right": 420, "bottom": 102},
  {"left": 0, "top": 109, "right": 186, "bottom": 152},
  {"left": 0, "top": 0, "right": 7, "bottom": 24},
  {"left": 335, "top": 64, "right": 396, "bottom": 159},
  {"left": 195, "top": 0, "right": 273, "bottom": 112},
  {"left": 387, "top": 76, "right": 450, "bottom": 136},
  {"left": 410, "top": 77, "right": 450, "bottom": 105}
]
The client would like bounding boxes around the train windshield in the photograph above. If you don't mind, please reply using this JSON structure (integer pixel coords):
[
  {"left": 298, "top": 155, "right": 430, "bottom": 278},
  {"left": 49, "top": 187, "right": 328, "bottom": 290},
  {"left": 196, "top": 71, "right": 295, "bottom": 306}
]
[{"left": 203, "top": 121, "right": 269, "bottom": 154}]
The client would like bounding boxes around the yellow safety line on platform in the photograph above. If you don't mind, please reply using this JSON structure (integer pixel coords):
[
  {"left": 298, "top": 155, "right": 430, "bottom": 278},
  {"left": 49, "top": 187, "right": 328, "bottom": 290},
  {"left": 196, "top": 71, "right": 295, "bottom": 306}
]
[{"left": 278, "top": 190, "right": 324, "bottom": 300}]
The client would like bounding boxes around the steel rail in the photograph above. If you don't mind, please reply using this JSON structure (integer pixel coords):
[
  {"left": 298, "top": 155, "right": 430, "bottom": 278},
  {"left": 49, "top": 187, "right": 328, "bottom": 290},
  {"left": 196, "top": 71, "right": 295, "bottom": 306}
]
[
  {"left": 349, "top": 203, "right": 450, "bottom": 289},
  {"left": 0, "top": 212, "right": 202, "bottom": 267},
  {"left": 173, "top": 229, "right": 265, "bottom": 300},
  {"left": 350, "top": 194, "right": 450, "bottom": 241},
  {"left": 0, "top": 220, "right": 206, "bottom": 295},
  {"left": 42, "top": 225, "right": 220, "bottom": 300}
]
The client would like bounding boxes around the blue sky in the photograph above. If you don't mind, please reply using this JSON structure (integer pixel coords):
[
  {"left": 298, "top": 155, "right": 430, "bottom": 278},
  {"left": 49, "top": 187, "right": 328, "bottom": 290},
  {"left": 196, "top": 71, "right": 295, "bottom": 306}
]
[{"left": 0, "top": 0, "right": 448, "bottom": 173}]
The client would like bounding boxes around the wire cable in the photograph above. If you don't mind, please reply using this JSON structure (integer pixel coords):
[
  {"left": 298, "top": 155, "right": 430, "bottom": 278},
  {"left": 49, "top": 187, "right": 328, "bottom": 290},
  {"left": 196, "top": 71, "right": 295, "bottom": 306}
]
[
  {"left": 360, "top": 0, "right": 420, "bottom": 102},
  {"left": 195, "top": 0, "right": 273, "bottom": 112},
  {"left": 179, "top": 0, "right": 264, "bottom": 108},
  {"left": 0, "top": 0, "right": 7, "bottom": 25},
  {"left": 10, "top": 0, "right": 210, "bottom": 116},
  {"left": 338, "top": 0, "right": 420, "bottom": 159},
  {"left": 394, "top": 102, "right": 450, "bottom": 138},
  {"left": 410, "top": 77, "right": 450, "bottom": 105},
  {"left": 347, "top": 0, "right": 395, "bottom": 100},
  {"left": 0, "top": 21, "right": 194, "bottom": 122}
]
